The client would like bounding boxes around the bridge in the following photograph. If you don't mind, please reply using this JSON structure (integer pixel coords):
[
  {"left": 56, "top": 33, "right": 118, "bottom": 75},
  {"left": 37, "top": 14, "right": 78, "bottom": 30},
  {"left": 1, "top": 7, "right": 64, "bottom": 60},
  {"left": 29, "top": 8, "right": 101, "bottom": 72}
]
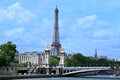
[
  {"left": 2, "top": 66, "right": 113, "bottom": 76},
  {"left": 61, "top": 67, "right": 111, "bottom": 76}
]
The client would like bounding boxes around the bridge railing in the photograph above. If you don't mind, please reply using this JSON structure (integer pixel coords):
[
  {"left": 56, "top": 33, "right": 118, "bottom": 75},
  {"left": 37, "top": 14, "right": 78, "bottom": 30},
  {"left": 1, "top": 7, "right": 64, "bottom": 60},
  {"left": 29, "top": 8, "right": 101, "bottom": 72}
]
[
  {"left": 62, "top": 67, "right": 111, "bottom": 75},
  {"left": 63, "top": 67, "right": 110, "bottom": 69}
]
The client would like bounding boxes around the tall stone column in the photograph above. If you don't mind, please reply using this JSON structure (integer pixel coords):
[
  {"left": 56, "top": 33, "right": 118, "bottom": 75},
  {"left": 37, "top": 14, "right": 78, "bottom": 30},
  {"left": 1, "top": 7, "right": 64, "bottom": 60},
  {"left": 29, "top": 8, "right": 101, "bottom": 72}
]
[
  {"left": 59, "top": 48, "right": 65, "bottom": 68},
  {"left": 45, "top": 44, "right": 50, "bottom": 68},
  {"left": 45, "top": 44, "right": 50, "bottom": 74}
]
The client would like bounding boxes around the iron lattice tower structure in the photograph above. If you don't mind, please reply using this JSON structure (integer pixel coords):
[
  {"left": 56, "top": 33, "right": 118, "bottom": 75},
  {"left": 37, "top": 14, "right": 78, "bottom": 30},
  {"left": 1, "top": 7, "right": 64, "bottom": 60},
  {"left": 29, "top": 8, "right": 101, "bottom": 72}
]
[{"left": 51, "top": 6, "right": 61, "bottom": 57}]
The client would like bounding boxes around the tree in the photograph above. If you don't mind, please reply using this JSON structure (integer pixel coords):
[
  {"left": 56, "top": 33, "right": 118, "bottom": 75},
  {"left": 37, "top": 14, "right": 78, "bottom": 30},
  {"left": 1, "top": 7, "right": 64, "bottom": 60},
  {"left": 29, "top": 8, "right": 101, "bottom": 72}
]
[
  {"left": 97, "top": 58, "right": 109, "bottom": 66},
  {"left": 65, "top": 58, "right": 73, "bottom": 67},
  {"left": 72, "top": 53, "right": 85, "bottom": 66},
  {"left": 49, "top": 56, "right": 60, "bottom": 67},
  {"left": 65, "top": 53, "right": 120, "bottom": 67},
  {"left": 0, "top": 41, "right": 17, "bottom": 66},
  {"left": 65, "top": 53, "right": 86, "bottom": 67},
  {"left": 84, "top": 57, "right": 92, "bottom": 66}
]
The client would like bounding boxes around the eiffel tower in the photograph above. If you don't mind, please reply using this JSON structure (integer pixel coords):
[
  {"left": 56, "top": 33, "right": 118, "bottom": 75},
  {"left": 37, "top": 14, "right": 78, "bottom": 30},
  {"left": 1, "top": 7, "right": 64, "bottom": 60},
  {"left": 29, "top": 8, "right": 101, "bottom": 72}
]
[{"left": 51, "top": 6, "right": 61, "bottom": 57}]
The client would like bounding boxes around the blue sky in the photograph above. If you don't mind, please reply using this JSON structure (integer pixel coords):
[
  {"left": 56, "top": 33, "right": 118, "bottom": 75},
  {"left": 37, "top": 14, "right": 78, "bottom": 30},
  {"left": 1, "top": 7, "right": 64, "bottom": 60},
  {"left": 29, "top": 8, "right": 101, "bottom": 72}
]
[{"left": 0, "top": 0, "right": 120, "bottom": 59}]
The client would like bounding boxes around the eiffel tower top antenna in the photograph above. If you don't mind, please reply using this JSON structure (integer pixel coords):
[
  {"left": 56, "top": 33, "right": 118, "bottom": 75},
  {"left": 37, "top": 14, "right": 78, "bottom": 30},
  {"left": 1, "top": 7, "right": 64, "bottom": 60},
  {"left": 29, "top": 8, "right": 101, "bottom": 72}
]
[
  {"left": 56, "top": 0, "right": 58, "bottom": 8},
  {"left": 51, "top": 0, "right": 61, "bottom": 57}
]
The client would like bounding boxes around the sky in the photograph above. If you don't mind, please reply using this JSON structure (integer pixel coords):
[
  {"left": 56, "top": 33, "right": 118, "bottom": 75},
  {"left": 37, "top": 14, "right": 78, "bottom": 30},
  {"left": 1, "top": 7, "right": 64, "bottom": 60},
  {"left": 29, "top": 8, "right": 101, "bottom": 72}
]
[{"left": 0, "top": 0, "right": 120, "bottom": 59}]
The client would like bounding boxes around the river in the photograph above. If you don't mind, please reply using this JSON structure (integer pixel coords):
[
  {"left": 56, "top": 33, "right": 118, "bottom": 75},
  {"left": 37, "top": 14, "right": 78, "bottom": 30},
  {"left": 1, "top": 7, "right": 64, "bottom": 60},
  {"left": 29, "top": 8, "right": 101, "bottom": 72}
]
[{"left": 14, "top": 75, "right": 120, "bottom": 80}]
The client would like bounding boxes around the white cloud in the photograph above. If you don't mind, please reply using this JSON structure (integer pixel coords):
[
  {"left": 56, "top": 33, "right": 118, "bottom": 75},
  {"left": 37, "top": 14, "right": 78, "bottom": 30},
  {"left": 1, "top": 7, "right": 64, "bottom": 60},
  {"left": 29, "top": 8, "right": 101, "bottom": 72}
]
[
  {"left": 93, "top": 30, "right": 109, "bottom": 38},
  {"left": 76, "top": 15, "right": 108, "bottom": 29},
  {"left": 77, "top": 15, "right": 98, "bottom": 28},
  {"left": 96, "top": 20, "right": 108, "bottom": 26},
  {"left": 5, "top": 27, "right": 25, "bottom": 37},
  {"left": 92, "top": 28, "right": 120, "bottom": 41},
  {"left": 32, "top": 18, "right": 53, "bottom": 39},
  {"left": 2, "top": 18, "right": 54, "bottom": 52},
  {"left": 77, "top": 15, "right": 97, "bottom": 24},
  {"left": 0, "top": 2, "right": 36, "bottom": 24}
]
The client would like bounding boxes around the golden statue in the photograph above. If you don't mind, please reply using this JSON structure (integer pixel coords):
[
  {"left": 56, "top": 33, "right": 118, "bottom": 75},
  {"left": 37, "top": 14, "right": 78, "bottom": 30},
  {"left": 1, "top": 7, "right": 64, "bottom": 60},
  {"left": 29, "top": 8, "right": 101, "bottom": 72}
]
[
  {"left": 46, "top": 44, "right": 50, "bottom": 50},
  {"left": 61, "top": 47, "right": 65, "bottom": 52}
]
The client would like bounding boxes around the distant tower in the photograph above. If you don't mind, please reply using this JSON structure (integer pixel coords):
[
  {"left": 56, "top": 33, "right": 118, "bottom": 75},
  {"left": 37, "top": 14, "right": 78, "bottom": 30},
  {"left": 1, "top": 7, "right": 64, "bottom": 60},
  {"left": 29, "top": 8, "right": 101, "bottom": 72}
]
[
  {"left": 51, "top": 6, "right": 61, "bottom": 57},
  {"left": 94, "top": 49, "right": 98, "bottom": 60}
]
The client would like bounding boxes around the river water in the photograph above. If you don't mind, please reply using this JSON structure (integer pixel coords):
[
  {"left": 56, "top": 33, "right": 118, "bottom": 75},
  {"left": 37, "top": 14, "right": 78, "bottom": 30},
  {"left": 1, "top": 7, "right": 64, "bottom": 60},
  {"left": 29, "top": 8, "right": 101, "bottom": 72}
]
[{"left": 14, "top": 75, "right": 120, "bottom": 80}]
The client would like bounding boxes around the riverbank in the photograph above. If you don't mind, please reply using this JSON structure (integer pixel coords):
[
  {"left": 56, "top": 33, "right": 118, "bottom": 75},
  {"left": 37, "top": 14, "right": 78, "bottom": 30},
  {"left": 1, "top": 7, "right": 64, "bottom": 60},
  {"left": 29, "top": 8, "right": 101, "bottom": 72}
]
[{"left": 0, "top": 74, "right": 62, "bottom": 79}]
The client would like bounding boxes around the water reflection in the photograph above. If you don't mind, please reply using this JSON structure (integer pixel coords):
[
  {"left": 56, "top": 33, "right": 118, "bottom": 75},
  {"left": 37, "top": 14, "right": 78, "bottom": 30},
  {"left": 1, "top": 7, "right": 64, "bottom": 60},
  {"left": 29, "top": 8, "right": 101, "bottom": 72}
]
[
  {"left": 12, "top": 75, "right": 120, "bottom": 80},
  {"left": 84, "top": 75, "right": 120, "bottom": 79}
]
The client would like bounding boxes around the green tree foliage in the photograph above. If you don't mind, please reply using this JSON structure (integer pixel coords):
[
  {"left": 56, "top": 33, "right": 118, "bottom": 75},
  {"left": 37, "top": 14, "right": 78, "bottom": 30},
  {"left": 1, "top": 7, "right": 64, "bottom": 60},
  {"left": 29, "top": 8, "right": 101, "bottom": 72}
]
[
  {"left": 49, "top": 56, "right": 60, "bottom": 67},
  {"left": 0, "top": 41, "right": 17, "bottom": 66},
  {"left": 65, "top": 53, "right": 120, "bottom": 67},
  {"left": 65, "top": 58, "right": 72, "bottom": 67},
  {"left": 65, "top": 53, "right": 87, "bottom": 67},
  {"left": 9, "top": 62, "right": 20, "bottom": 67}
]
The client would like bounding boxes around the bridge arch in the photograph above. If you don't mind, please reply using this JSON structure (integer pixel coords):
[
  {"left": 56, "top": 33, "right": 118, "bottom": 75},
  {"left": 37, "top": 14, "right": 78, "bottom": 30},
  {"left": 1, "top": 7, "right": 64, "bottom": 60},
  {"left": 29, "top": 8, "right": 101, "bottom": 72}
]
[
  {"left": 51, "top": 70, "right": 56, "bottom": 74},
  {"left": 62, "top": 67, "right": 110, "bottom": 76}
]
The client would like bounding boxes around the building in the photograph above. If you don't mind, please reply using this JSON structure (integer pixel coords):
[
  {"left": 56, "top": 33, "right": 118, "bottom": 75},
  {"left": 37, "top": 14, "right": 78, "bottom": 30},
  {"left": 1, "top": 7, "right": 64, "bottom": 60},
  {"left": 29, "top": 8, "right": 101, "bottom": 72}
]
[
  {"left": 99, "top": 56, "right": 108, "bottom": 60},
  {"left": 14, "top": 51, "right": 19, "bottom": 62},
  {"left": 19, "top": 52, "right": 42, "bottom": 66}
]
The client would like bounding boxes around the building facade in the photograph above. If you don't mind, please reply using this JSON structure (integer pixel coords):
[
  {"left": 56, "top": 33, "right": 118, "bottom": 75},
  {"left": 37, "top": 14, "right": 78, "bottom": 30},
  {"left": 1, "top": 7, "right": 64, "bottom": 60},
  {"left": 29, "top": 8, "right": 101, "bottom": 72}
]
[
  {"left": 19, "top": 50, "right": 65, "bottom": 68},
  {"left": 19, "top": 52, "right": 42, "bottom": 66}
]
